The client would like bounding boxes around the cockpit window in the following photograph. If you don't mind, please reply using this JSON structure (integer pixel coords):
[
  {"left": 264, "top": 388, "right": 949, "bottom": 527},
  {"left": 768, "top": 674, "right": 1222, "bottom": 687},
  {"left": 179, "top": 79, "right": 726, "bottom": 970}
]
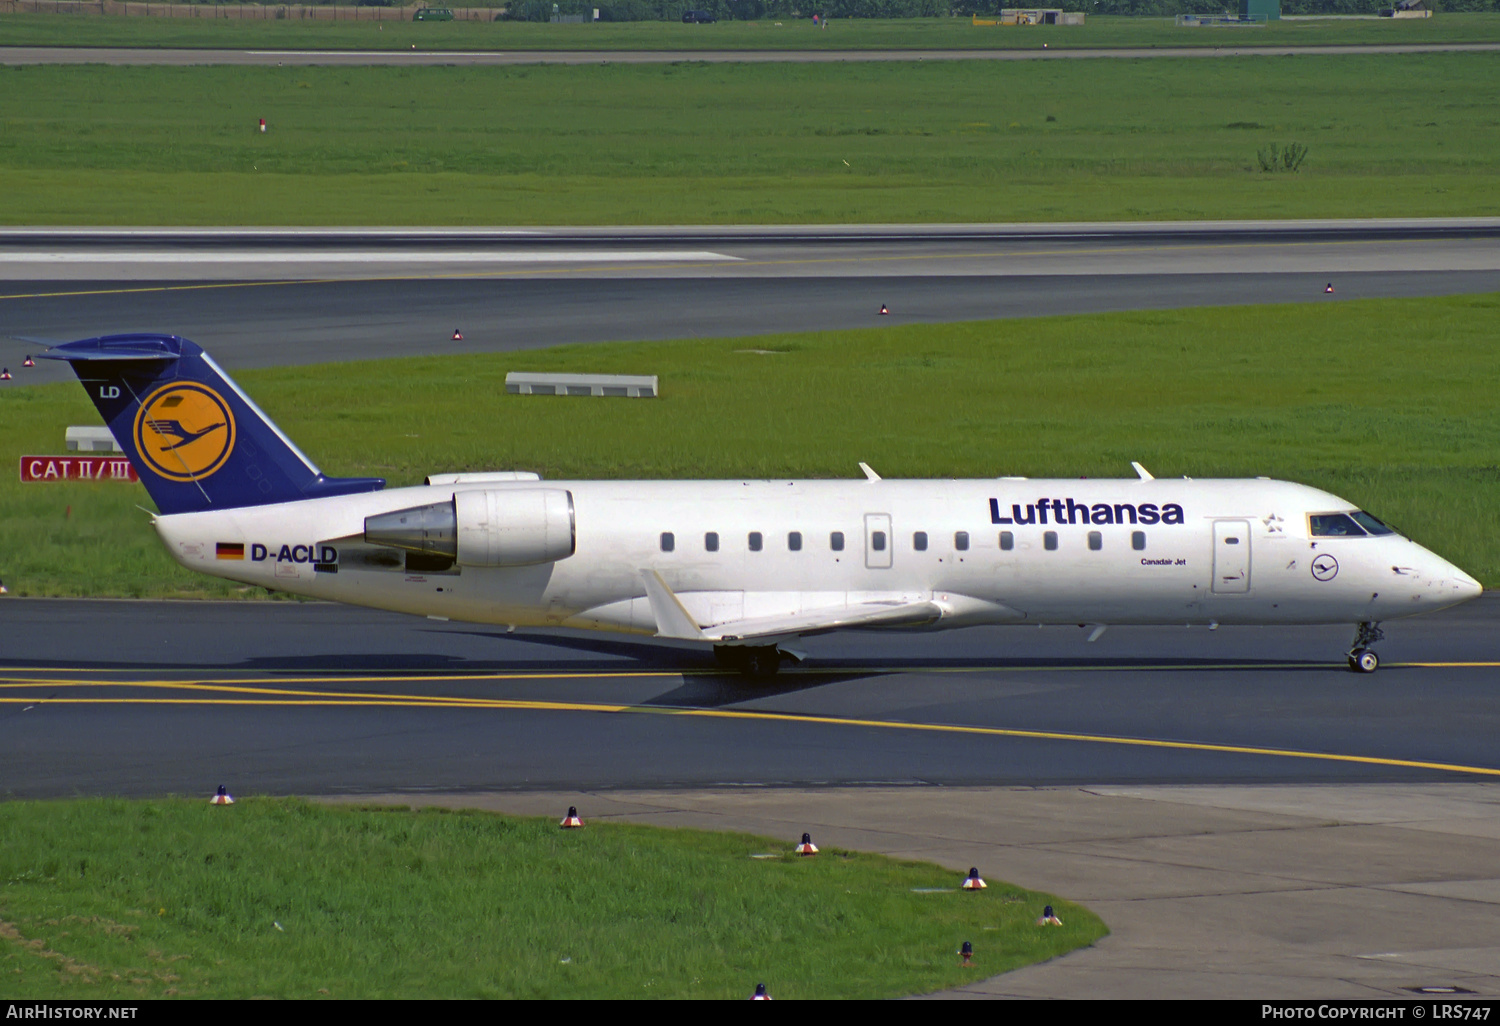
[
  {"left": 1309, "top": 513, "right": 1367, "bottom": 537},
  {"left": 1350, "top": 511, "right": 1396, "bottom": 536}
]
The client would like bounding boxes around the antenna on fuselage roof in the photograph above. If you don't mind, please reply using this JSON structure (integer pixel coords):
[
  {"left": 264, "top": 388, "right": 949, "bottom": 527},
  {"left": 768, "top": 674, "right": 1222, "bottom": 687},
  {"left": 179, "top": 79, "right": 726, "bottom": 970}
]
[{"left": 1131, "top": 462, "right": 1154, "bottom": 481}]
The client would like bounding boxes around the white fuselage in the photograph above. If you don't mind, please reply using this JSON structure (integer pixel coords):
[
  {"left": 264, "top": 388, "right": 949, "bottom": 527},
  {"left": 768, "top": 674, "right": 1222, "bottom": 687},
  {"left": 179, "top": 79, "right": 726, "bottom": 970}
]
[{"left": 152, "top": 476, "right": 1480, "bottom": 640}]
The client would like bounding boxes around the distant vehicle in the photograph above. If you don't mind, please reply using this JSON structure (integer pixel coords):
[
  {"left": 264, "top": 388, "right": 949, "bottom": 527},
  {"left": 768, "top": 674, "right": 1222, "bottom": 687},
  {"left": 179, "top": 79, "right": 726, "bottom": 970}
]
[
  {"left": 413, "top": 7, "right": 454, "bottom": 20},
  {"left": 681, "top": 10, "right": 716, "bottom": 22}
]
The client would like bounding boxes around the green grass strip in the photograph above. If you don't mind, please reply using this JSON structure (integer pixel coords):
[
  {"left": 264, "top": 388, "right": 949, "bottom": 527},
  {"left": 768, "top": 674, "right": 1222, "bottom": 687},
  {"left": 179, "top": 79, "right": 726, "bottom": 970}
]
[
  {"left": 1, "top": 54, "right": 1498, "bottom": 224},
  {"left": 0, "top": 798, "right": 1104, "bottom": 999},
  {"left": 2, "top": 293, "right": 1496, "bottom": 597}
]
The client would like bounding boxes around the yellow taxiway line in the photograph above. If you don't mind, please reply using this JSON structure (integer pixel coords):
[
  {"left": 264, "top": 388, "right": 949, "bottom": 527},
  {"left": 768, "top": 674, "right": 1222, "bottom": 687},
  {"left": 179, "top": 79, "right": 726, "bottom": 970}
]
[{"left": 0, "top": 674, "right": 1496, "bottom": 779}]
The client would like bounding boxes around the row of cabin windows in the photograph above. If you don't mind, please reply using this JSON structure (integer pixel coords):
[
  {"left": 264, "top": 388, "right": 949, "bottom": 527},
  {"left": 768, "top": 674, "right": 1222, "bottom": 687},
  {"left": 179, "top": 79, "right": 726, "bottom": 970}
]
[{"left": 660, "top": 529, "right": 1150, "bottom": 553}]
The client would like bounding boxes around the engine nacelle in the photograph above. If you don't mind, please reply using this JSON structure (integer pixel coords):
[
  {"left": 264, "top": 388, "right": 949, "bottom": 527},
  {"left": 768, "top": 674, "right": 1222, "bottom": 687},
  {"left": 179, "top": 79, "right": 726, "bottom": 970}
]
[
  {"left": 364, "top": 488, "right": 575, "bottom": 568},
  {"left": 455, "top": 488, "right": 575, "bottom": 567}
]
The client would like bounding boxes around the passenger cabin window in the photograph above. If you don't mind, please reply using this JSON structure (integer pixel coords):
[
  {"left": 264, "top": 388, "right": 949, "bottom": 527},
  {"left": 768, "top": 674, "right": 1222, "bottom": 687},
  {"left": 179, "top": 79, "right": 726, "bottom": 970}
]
[
  {"left": 788, "top": 531, "right": 802, "bottom": 552},
  {"left": 660, "top": 532, "right": 675, "bottom": 553},
  {"left": 748, "top": 531, "right": 763, "bottom": 552},
  {"left": 1351, "top": 511, "right": 1396, "bottom": 536},
  {"left": 1088, "top": 531, "right": 1102, "bottom": 551},
  {"left": 830, "top": 531, "right": 845, "bottom": 552},
  {"left": 871, "top": 531, "right": 887, "bottom": 552},
  {"left": 1225, "top": 536, "right": 1240, "bottom": 545},
  {"left": 1132, "top": 531, "right": 1146, "bottom": 551},
  {"left": 705, "top": 531, "right": 719, "bottom": 552},
  {"left": 1044, "top": 531, "right": 1058, "bottom": 551},
  {"left": 1309, "top": 513, "right": 1367, "bottom": 537},
  {"left": 954, "top": 531, "right": 969, "bottom": 551},
  {"left": 913, "top": 531, "right": 928, "bottom": 551},
  {"left": 999, "top": 531, "right": 1014, "bottom": 551}
]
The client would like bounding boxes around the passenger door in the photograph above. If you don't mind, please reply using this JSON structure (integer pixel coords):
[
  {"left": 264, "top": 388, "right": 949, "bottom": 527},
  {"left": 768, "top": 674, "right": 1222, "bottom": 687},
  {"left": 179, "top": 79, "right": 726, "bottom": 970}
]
[{"left": 1212, "top": 520, "right": 1251, "bottom": 594}]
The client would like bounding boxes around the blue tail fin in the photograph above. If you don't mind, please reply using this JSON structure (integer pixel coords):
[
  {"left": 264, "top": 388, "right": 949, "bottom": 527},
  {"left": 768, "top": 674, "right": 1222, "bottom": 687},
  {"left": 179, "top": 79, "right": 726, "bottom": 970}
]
[{"left": 41, "top": 334, "right": 384, "bottom": 515}]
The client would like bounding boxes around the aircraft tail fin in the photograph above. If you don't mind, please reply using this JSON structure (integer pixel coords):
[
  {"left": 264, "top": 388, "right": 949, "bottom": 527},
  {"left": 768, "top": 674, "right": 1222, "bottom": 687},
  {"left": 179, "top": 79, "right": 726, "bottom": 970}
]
[{"left": 41, "top": 334, "right": 384, "bottom": 516}]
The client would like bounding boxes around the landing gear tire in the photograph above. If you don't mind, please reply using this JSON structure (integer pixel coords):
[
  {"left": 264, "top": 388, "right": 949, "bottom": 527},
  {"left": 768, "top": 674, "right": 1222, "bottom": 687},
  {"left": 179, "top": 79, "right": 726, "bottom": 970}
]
[
  {"left": 1348, "top": 648, "right": 1379, "bottom": 674},
  {"left": 746, "top": 647, "right": 781, "bottom": 677},
  {"left": 714, "top": 645, "right": 782, "bottom": 677}
]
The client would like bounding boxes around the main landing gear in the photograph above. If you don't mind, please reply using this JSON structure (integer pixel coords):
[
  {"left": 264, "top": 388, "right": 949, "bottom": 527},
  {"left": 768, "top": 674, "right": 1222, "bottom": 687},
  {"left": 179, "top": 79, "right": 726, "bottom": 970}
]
[
  {"left": 1347, "top": 621, "right": 1385, "bottom": 674},
  {"left": 714, "top": 644, "right": 785, "bottom": 677}
]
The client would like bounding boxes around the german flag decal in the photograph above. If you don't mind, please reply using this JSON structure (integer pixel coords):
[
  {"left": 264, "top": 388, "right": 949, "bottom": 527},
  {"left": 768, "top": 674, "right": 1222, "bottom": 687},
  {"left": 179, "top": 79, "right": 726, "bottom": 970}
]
[{"left": 216, "top": 542, "right": 245, "bottom": 560}]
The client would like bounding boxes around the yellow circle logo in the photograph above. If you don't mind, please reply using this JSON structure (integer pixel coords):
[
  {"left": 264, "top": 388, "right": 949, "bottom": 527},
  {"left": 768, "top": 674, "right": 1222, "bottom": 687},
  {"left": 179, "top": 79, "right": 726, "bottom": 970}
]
[{"left": 133, "top": 383, "right": 236, "bottom": 482}]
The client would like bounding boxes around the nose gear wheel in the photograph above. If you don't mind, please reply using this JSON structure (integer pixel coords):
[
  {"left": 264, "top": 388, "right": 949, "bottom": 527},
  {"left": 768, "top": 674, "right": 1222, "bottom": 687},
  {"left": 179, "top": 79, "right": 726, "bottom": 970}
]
[{"left": 1347, "top": 622, "right": 1385, "bottom": 674}]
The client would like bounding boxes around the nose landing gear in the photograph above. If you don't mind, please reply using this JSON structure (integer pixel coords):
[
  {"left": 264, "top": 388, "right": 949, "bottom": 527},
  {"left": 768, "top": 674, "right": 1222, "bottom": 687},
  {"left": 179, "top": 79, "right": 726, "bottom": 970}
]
[{"left": 1347, "top": 621, "right": 1385, "bottom": 673}]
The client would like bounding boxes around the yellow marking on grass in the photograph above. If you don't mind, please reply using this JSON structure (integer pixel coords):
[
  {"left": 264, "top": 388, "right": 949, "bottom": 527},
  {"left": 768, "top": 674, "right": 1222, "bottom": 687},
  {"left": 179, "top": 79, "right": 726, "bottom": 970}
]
[{"left": 2, "top": 679, "right": 1497, "bottom": 779}]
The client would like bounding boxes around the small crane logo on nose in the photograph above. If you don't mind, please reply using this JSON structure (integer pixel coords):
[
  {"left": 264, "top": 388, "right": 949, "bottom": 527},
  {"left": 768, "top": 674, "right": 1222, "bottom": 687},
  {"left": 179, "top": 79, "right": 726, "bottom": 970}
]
[{"left": 1311, "top": 554, "right": 1339, "bottom": 582}]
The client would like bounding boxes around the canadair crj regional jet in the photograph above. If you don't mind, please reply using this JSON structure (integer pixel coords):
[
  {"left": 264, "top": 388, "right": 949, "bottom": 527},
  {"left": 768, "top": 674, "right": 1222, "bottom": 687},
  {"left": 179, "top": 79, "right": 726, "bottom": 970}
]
[{"left": 45, "top": 334, "right": 1481, "bottom": 675}]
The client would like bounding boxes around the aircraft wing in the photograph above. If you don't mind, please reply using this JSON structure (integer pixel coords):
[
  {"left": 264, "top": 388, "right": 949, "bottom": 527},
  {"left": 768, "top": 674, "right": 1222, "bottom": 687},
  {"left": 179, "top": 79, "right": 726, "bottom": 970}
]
[{"left": 640, "top": 570, "right": 943, "bottom": 643}]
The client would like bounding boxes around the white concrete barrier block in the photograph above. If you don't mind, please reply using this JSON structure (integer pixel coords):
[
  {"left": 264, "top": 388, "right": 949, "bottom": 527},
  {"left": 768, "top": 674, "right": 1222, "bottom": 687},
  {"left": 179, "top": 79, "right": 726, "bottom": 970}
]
[{"left": 505, "top": 372, "right": 658, "bottom": 398}]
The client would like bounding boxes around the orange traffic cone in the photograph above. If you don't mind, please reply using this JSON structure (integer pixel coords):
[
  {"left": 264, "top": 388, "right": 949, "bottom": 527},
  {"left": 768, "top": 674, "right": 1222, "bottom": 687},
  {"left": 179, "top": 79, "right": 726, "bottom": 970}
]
[
  {"left": 878, "top": 304, "right": 889, "bottom": 315},
  {"left": 210, "top": 785, "right": 234, "bottom": 805},
  {"left": 1, "top": 369, "right": 11, "bottom": 381},
  {"left": 258, "top": 118, "right": 267, "bottom": 134},
  {"left": 560, "top": 806, "right": 583, "bottom": 828},
  {"left": 22, "top": 355, "right": 34, "bottom": 368},
  {"left": 750, "top": 983, "right": 771, "bottom": 1000},
  {"left": 1324, "top": 283, "right": 1334, "bottom": 294},
  {"left": 794, "top": 832, "right": 818, "bottom": 856},
  {"left": 1037, "top": 904, "right": 1063, "bottom": 925},
  {"left": 452, "top": 328, "right": 464, "bottom": 341},
  {"left": 961, "top": 867, "right": 986, "bottom": 891},
  {"left": 960, "top": 940, "right": 973, "bottom": 966}
]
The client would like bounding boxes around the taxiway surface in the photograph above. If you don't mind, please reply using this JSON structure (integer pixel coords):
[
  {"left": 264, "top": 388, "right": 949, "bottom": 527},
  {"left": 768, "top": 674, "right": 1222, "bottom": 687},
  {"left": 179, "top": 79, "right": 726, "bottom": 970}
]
[
  {"left": 3, "top": 222, "right": 1497, "bottom": 383},
  {"left": 2, "top": 595, "right": 1496, "bottom": 798}
]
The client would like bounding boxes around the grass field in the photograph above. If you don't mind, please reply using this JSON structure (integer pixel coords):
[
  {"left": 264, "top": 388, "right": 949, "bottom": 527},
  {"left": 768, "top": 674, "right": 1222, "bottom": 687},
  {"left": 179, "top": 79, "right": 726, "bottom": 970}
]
[
  {"left": 0, "top": 798, "right": 1104, "bottom": 998},
  {"left": 3, "top": 12, "right": 1500, "bottom": 52},
  {"left": 1, "top": 53, "right": 1498, "bottom": 224},
  {"left": 2, "top": 293, "right": 1497, "bottom": 598}
]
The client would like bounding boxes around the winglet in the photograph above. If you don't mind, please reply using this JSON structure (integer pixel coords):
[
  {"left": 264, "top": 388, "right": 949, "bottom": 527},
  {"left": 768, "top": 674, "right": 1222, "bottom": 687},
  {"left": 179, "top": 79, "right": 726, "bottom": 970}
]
[
  {"left": 640, "top": 570, "right": 706, "bottom": 641},
  {"left": 858, "top": 462, "right": 881, "bottom": 482},
  {"left": 1131, "top": 461, "right": 1154, "bottom": 481}
]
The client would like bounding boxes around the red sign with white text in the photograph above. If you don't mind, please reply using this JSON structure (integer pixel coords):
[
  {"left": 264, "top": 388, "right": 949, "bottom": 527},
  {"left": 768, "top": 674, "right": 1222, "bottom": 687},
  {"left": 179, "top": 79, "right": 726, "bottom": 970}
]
[{"left": 19, "top": 456, "right": 139, "bottom": 483}]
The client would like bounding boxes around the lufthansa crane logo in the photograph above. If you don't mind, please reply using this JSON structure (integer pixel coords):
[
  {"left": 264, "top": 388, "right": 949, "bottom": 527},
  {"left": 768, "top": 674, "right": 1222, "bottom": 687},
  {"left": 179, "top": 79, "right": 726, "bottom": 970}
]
[
  {"left": 133, "top": 382, "right": 236, "bottom": 482},
  {"left": 1310, "top": 554, "right": 1339, "bottom": 582}
]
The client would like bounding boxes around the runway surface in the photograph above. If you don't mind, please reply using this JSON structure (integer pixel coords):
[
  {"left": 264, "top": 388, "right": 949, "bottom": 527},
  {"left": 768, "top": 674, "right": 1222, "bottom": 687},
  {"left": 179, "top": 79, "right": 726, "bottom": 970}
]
[
  {"left": 3, "top": 221, "right": 1497, "bottom": 383},
  {"left": 5, "top": 43, "right": 1499, "bottom": 66},
  {"left": 1, "top": 595, "right": 1496, "bottom": 799}
]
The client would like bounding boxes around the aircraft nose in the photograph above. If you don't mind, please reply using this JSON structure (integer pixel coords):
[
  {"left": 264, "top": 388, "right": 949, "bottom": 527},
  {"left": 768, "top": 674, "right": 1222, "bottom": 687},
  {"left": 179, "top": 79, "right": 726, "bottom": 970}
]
[{"left": 1453, "top": 568, "right": 1483, "bottom": 602}]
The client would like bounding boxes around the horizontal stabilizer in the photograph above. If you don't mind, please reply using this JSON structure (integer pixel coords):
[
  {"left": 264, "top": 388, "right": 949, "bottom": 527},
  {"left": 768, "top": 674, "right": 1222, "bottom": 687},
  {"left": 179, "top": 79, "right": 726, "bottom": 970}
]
[{"left": 40, "top": 334, "right": 384, "bottom": 515}]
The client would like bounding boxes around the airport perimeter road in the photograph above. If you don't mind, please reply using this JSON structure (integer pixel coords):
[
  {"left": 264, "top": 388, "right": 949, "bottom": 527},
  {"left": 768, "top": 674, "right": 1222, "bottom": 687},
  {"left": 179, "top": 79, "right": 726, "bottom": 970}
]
[
  {"left": 2, "top": 222, "right": 1497, "bottom": 383},
  {"left": 4, "top": 43, "right": 1500, "bottom": 66}
]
